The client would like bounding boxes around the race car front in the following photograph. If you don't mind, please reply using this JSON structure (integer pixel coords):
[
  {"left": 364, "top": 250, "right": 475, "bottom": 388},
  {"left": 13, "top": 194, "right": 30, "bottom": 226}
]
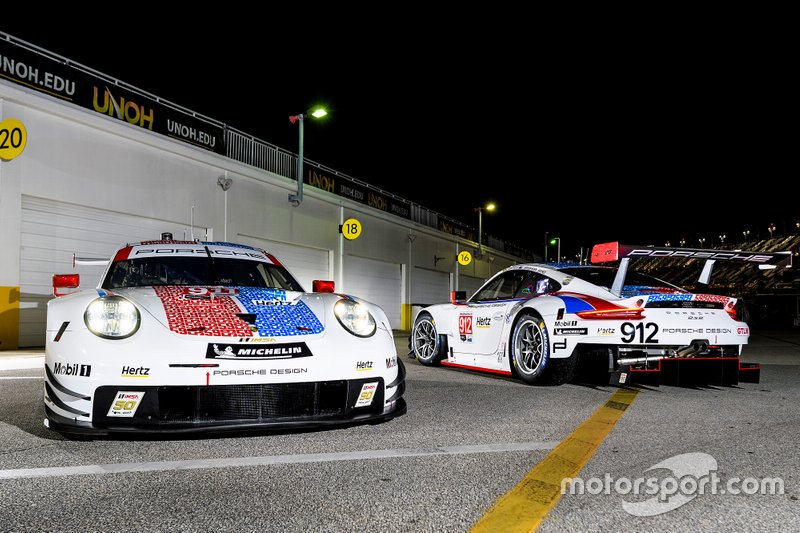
[{"left": 44, "top": 241, "right": 406, "bottom": 435}]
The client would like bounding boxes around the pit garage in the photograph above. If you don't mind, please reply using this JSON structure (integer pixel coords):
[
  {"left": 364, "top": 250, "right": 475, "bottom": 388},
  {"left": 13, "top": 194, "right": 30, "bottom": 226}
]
[{"left": 0, "top": 33, "right": 528, "bottom": 350}]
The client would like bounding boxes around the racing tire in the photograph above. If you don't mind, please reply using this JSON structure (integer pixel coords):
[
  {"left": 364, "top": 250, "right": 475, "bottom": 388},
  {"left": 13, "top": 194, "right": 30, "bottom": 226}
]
[
  {"left": 510, "top": 313, "right": 550, "bottom": 384},
  {"left": 411, "top": 313, "right": 446, "bottom": 366}
]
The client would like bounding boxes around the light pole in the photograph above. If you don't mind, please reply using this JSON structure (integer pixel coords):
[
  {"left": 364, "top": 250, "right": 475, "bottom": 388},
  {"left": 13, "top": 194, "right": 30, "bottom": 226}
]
[
  {"left": 768, "top": 223, "right": 776, "bottom": 238},
  {"left": 719, "top": 233, "right": 726, "bottom": 244},
  {"left": 679, "top": 238, "right": 686, "bottom": 247},
  {"left": 288, "top": 107, "right": 328, "bottom": 206},
  {"left": 474, "top": 202, "right": 496, "bottom": 256},
  {"left": 549, "top": 237, "right": 561, "bottom": 263},
  {"left": 698, "top": 237, "right": 706, "bottom": 247}
]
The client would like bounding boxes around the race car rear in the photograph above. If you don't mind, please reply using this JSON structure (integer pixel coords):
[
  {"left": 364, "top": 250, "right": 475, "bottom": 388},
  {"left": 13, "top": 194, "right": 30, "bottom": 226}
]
[{"left": 588, "top": 242, "right": 791, "bottom": 386}]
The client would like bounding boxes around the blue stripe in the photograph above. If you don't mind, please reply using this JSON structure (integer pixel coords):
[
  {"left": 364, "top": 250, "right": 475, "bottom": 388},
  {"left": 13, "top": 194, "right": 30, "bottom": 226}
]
[
  {"left": 646, "top": 293, "right": 693, "bottom": 302},
  {"left": 557, "top": 295, "right": 594, "bottom": 313},
  {"left": 96, "top": 289, "right": 107, "bottom": 297},
  {"left": 237, "top": 288, "right": 324, "bottom": 336}
]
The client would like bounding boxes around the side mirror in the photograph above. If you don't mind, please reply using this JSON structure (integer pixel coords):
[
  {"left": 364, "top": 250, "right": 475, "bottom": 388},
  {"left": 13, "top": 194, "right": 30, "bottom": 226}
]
[
  {"left": 53, "top": 274, "right": 80, "bottom": 297},
  {"left": 313, "top": 280, "right": 335, "bottom": 293},
  {"left": 450, "top": 290, "right": 467, "bottom": 305}
]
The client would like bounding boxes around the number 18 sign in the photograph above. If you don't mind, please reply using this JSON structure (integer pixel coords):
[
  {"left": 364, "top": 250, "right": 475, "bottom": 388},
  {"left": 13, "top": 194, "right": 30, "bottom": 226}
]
[{"left": 340, "top": 218, "right": 362, "bottom": 240}]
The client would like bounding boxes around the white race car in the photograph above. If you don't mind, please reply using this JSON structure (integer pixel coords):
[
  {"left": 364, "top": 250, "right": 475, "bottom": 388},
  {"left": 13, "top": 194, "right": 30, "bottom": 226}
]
[
  {"left": 44, "top": 239, "right": 406, "bottom": 435},
  {"left": 411, "top": 242, "right": 792, "bottom": 386}
]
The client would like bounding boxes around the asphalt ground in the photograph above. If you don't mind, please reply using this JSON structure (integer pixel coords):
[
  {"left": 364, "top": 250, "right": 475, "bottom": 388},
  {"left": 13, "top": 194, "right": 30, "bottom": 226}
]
[{"left": 0, "top": 331, "right": 798, "bottom": 532}]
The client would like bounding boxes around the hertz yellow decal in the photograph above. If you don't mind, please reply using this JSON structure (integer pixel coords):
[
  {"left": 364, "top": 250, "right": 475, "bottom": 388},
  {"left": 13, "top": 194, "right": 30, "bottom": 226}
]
[
  {"left": 0, "top": 118, "right": 27, "bottom": 161},
  {"left": 458, "top": 251, "right": 472, "bottom": 266}
]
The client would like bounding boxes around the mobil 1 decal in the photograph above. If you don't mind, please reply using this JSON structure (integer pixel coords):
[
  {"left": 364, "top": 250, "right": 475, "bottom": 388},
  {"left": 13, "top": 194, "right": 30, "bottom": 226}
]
[{"left": 207, "top": 342, "right": 313, "bottom": 359}]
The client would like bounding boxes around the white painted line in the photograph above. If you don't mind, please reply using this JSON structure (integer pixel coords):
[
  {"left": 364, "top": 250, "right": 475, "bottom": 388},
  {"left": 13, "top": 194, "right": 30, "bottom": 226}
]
[
  {"left": 0, "top": 441, "right": 558, "bottom": 480},
  {"left": 0, "top": 356, "right": 45, "bottom": 371},
  {"left": 0, "top": 376, "right": 42, "bottom": 380}
]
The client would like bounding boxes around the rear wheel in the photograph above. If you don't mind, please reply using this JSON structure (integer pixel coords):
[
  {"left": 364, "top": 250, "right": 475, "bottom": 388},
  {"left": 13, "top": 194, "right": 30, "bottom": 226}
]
[
  {"left": 510, "top": 313, "right": 549, "bottom": 384},
  {"left": 411, "top": 314, "right": 445, "bottom": 365}
]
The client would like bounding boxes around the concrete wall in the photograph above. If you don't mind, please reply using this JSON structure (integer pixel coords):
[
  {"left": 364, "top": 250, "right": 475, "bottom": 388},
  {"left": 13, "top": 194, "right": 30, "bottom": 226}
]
[{"left": 0, "top": 81, "right": 528, "bottom": 348}]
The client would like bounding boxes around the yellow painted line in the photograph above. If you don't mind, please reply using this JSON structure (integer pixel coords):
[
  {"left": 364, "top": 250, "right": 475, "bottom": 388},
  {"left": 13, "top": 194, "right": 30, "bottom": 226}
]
[{"left": 471, "top": 387, "right": 639, "bottom": 533}]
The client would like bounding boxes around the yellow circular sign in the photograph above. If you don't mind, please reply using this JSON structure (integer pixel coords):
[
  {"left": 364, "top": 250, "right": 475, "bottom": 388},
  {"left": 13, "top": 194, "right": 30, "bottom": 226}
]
[
  {"left": 458, "top": 251, "right": 472, "bottom": 266},
  {"left": 0, "top": 118, "right": 27, "bottom": 161},
  {"left": 341, "top": 218, "right": 362, "bottom": 240}
]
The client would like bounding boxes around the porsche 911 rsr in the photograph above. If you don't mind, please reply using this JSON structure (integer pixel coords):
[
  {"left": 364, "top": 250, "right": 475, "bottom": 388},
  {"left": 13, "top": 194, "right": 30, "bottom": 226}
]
[
  {"left": 44, "top": 239, "right": 405, "bottom": 435},
  {"left": 411, "top": 242, "right": 791, "bottom": 386}
]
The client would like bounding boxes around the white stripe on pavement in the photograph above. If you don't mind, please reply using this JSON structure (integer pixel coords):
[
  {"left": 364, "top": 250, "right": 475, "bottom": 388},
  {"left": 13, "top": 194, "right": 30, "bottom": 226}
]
[
  {"left": 0, "top": 441, "right": 558, "bottom": 480},
  {"left": 0, "top": 357, "right": 44, "bottom": 371},
  {"left": 0, "top": 376, "right": 42, "bottom": 380}
]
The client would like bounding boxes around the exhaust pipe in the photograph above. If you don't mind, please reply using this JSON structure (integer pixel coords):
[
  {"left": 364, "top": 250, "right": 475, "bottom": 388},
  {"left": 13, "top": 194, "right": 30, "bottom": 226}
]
[
  {"left": 676, "top": 340, "right": 709, "bottom": 357},
  {"left": 618, "top": 355, "right": 664, "bottom": 366}
]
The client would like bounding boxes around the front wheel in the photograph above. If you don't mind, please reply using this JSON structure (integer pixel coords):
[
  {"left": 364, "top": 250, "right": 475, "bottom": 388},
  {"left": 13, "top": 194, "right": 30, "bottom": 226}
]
[
  {"left": 510, "top": 313, "right": 549, "bottom": 384},
  {"left": 411, "top": 314, "right": 445, "bottom": 365}
]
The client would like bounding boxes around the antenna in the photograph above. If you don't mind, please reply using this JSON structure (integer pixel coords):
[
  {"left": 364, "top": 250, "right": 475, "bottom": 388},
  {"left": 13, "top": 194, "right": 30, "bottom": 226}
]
[{"left": 190, "top": 205, "right": 195, "bottom": 241}]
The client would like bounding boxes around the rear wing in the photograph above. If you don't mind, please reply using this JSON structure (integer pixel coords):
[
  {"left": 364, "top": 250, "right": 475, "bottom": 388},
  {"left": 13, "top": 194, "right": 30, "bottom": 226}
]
[{"left": 591, "top": 242, "right": 793, "bottom": 296}]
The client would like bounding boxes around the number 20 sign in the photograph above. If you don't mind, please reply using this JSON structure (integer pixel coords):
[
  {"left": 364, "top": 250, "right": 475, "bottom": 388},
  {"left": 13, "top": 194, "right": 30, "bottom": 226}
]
[{"left": 0, "top": 118, "right": 27, "bottom": 161}]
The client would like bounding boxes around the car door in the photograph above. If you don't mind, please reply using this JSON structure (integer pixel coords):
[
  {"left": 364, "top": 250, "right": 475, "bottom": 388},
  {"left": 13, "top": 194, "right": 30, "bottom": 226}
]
[{"left": 451, "top": 270, "right": 531, "bottom": 356}]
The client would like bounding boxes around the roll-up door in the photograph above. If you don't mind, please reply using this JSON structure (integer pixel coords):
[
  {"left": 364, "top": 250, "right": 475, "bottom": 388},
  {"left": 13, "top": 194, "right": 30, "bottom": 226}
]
[
  {"left": 19, "top": 196, "right": 204, "bottom": 347},
  {"left": 237, "top": 235, "right": 330, "bottom": 292},
  {"left": 411, "top": 267, "right": 450, "bottom": 306},
  {"left": 343, "top": 255, "right": 402, "bottom": 329}
]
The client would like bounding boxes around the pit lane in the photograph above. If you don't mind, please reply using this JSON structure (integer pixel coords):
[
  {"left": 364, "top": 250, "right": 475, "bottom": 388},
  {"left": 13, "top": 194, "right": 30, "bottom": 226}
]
[{"left": 0, "top": 332, "right": 798, "bottom": 532}]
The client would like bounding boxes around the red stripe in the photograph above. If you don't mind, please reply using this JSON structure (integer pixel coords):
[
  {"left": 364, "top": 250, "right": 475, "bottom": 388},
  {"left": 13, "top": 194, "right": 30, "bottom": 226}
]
[
  {"left": 441, "top": 361, "right": 513, "bottom": 376},
  {"left": 113, "top": 246, "right": 132, "bottom": 262},
  {"left": 554, "top": 291, "right": 624, "bottom": 311},
  {"left": 265, "top": 253, "right": 284, "bottom": 268}
]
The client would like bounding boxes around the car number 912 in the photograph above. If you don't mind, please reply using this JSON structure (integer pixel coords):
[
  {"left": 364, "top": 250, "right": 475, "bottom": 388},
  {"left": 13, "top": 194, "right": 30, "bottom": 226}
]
[{"left": 620, "top": 322, "right": 659, "bottom": 343}]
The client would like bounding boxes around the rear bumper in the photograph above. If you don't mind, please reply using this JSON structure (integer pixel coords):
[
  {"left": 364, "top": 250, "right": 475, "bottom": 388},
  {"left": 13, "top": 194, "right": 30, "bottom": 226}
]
[{"left": 611, "top": 357, "right": 760, "bottom": 387}]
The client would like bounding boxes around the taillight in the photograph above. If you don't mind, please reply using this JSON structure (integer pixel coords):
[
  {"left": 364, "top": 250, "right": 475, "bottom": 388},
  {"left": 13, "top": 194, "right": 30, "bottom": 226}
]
[
  {"left": 725, "top": 300, "right": 737, "bottom": 320},
  {"left": 53, "top": 274, "right": 80, "bottom": 297},
  {"left": 576, "top": 307, "right": 644, "bottom": 320}
]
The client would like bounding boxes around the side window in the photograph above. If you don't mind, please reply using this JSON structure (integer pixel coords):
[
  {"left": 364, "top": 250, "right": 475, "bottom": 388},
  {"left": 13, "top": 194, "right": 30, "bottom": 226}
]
[
  {"left": 515, "top": 273, "right": 562, "bottom": 298},
  {"left": 471, "top": 271, "right": 529, "bottom": 302}
]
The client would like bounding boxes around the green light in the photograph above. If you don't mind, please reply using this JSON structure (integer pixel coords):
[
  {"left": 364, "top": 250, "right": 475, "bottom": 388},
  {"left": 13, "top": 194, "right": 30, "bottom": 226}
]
[
  {"left": 310, "top": 108, "right": 328, "bottom": 118},
  {"left": 549, "top": 238, "right": 557, "bottom": 245}
]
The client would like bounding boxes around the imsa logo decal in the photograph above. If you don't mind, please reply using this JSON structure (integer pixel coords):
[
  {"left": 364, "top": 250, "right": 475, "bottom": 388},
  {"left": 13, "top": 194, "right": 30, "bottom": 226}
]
[
  {"left": 107, "top": 391, "right": 145, "bottom": 417},
  {"left": 206, "top": 342, "right": 313, "bottom": 359}
]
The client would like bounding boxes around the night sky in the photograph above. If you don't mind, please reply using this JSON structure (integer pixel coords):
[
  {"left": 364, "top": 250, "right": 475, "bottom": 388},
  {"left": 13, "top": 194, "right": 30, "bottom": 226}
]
[{"left": 2, "top": 19, "right": 794, "bottom": 260}]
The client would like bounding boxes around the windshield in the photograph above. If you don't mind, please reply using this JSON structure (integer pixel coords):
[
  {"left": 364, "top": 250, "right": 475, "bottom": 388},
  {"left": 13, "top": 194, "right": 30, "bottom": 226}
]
[
  {"left": 103, "top": 256, "right": 304, "bottom": 291},
  {"left": 558, "top": 266, "right": 683, "bottom": 292}
]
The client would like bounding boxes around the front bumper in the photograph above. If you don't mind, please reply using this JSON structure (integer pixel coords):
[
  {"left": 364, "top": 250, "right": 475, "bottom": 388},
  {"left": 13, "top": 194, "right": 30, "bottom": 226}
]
[{"left": 45, "top": 362, "right": 407, "bottom": 436}]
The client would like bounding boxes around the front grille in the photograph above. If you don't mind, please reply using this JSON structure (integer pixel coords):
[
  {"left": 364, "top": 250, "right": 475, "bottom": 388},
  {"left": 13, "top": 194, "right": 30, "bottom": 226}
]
[{"left": 92, "top": 379, "right": 384, "bottom": 428}]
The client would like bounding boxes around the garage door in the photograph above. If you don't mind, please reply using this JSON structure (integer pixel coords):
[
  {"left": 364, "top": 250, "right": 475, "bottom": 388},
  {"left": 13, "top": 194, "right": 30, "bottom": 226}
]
[
  {"left": 411, "top": 267, "right": 450, "bottom": 306},
  {"left": 344, "top": 256, "right": 402, "bottom": 330},
  {"left": 237, "top": 235, "right": 330, "bottom": 292},
  {"left": 19, "top": 197, "right": 205, "bottom": 347},
  {"left": 459, "top": 274, "right": 487, "bottom": 300}
]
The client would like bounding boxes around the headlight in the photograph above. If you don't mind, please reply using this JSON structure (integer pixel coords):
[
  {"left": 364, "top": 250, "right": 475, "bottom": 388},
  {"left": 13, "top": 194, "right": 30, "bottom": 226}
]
[
  {"left": 334, "top": 299, "right": 376, "bottom": 337},
  {"left": 84, "top": 296, "right": 140, "bottom": 339}
]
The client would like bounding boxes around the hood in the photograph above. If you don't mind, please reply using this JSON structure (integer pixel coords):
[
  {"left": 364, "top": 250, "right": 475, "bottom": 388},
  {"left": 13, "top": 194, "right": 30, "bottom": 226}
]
[{"left": 115, "top": 286, "right": 326, "bottom": 338}]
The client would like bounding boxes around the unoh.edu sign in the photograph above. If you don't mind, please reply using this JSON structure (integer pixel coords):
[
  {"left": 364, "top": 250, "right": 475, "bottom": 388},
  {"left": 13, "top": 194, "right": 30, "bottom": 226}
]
[{"left": 0, "top": 38, "right": 225, "bottom": 154}]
